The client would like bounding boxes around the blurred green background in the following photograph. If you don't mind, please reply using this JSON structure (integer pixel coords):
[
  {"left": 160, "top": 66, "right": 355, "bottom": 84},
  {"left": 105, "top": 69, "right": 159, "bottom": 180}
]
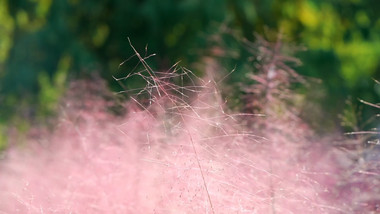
[{"left": 1, "top": 0, "right": 380, "bottom": 147}]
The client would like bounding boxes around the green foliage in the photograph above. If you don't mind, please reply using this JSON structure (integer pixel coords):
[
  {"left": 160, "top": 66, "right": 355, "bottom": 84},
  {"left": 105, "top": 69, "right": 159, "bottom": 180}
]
[
  {"left": 37, "top": 55, "right": 70, "bottom": 118},
  {"left": 0, "top": 0, "right": 14, "bottom": 64},
  {"left": 0, "top": 0, "right": 379, "bottom": 134},
  {"left": 339, "top": 98, "right": 360, "bottom": 132},
  {"left": 0, "top": 124, "right": 7, "bottom": 151}
]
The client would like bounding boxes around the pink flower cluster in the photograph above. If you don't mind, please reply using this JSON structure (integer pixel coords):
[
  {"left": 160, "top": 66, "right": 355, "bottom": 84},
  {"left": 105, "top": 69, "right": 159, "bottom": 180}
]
[{"left": 1, "top": 77, "right": 378, "bottom": 214}]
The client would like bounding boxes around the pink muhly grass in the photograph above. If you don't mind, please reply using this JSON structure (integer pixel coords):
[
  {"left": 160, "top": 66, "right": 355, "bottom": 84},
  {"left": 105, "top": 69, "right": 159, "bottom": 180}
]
[{"left": 0, "top": 40, "right": 378, "bottom": 214}]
